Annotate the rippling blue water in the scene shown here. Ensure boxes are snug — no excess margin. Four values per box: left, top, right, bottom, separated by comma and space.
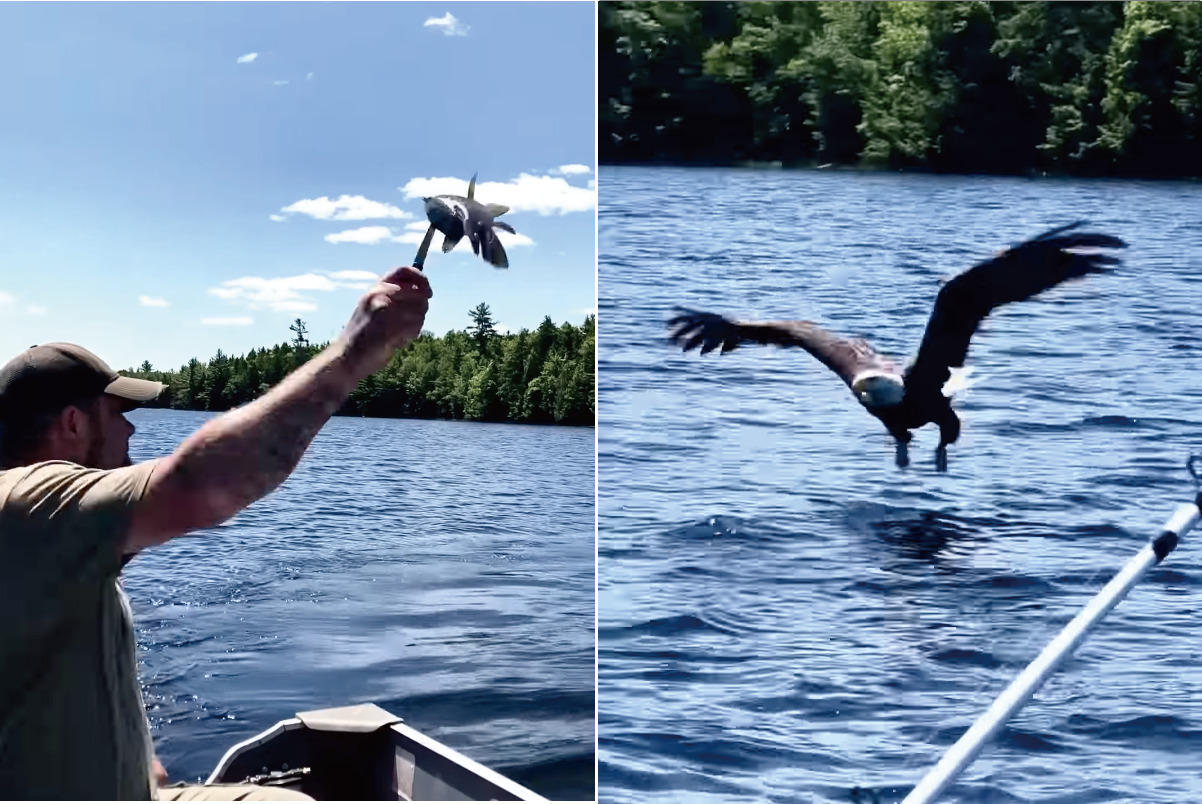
598, 166, 1202, 803
121, 410, 595, 801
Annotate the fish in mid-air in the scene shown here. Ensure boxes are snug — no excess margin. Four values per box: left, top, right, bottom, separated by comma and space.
667, 222, 1127, 471
422, 173, 516, 268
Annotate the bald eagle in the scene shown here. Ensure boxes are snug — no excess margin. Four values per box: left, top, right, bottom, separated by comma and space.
667, 222, 1127, 471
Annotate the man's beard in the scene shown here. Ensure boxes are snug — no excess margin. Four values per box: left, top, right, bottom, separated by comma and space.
82, 428, 130, 470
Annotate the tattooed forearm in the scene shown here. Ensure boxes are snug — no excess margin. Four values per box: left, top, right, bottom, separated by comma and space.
124, 265, 430, 554
160, 341, 362, 526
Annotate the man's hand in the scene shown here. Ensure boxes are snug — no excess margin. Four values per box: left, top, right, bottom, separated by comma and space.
340, 266, 433, 377
152, 757, 168, 787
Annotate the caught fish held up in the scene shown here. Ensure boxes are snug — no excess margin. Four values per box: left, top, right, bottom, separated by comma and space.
422, 173, 516, 268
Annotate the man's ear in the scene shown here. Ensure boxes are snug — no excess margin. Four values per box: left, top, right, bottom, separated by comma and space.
59, 403, 89, 441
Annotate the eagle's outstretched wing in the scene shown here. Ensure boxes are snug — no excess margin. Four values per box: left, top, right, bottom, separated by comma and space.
905, 221, 1126, 399
667, 307, 894, 388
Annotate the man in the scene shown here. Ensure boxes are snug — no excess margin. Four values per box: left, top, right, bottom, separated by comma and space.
0, 265, 432, 800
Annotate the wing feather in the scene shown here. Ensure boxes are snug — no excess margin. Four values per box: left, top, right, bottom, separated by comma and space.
667, 307, 892, 387
905, 222, 1126, 398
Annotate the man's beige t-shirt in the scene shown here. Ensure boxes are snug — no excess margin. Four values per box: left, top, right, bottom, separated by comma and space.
0, 459, 159, 800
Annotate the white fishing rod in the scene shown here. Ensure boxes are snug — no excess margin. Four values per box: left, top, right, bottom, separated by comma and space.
901, 455, 1202, 804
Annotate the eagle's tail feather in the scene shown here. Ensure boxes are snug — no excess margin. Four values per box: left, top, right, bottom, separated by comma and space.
942, 366, 982, 398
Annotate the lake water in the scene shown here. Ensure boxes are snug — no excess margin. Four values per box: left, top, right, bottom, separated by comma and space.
121, 409, 595, 801
598, 166, 1202, 803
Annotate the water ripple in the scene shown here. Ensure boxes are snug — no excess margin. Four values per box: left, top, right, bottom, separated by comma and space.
599, 166, 1202, 804
124, 412, 594, 801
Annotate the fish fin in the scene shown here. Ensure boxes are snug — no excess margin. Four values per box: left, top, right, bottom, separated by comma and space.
488, 236, 509, 269
493, 221, 516, 235
442, 233, 462, 253
467, 172, 477, 200
487, 203, 509, 217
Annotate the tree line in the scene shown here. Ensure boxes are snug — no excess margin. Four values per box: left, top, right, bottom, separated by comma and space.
123, 304, 595, 427
600, 1, 1202, 178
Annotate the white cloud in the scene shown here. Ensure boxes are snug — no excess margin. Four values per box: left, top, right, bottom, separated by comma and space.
324, 226, 395, 245
208, 270, 380, 312
424, 12, 469, 36
322, 269, 372, 292
393, 224, 536, 251
269, 214, 286, 222
400, 173, 594, 216
324, 272, 373, 291
274, 80, 290, 86
201, 316, 255, 326
554, 164, 592, 176
139, 295, 170, 308
236, 53, 259, 64
327, 220, 536, 253
277, 194, 411, 222
388, 227, 432, 246
327, 270, 378, 283
578, 307, 596, 315
1, 292, 47, 314
498, 231, 537, 249
210, 274, 331, 312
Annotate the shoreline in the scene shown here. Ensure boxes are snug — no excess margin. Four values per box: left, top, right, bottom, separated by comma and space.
597, 158, 1202, 183
134, 406, 595, 429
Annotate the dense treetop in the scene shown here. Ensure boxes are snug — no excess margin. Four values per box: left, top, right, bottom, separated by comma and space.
124, 305, 595, 427
601, 1, 1202, 178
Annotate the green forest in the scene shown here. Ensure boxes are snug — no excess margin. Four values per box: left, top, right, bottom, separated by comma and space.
122, 304, 595, 427
600, 0, 1202, 178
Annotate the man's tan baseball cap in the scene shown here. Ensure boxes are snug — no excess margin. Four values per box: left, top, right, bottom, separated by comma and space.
0, 342, 166, 418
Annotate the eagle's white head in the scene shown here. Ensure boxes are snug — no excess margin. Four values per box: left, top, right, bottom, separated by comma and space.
851, 370, 906, 409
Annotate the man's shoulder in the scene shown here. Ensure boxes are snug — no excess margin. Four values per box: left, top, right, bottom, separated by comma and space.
0, 460, 88, 495
0, 460, 158, 515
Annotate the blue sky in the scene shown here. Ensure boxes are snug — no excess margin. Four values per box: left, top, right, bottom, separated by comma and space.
0, 2, 596, 373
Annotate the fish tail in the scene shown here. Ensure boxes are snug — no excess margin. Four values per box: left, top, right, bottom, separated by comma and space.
488, 236, 509, 269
